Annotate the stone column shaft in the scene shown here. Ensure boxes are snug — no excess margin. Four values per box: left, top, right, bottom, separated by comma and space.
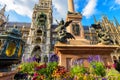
68, 0, 75, 12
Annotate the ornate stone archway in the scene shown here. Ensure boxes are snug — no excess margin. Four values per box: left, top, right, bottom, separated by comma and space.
31, 45, 41, 61
35, 37, 41, 43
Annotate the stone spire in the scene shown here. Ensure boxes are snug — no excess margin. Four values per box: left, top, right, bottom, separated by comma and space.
68, 0, 75, 12
0, 5, 6, 16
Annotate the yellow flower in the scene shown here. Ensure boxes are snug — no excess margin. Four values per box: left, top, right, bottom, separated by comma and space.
17, 65, 22, 71
83, 75, 87, 80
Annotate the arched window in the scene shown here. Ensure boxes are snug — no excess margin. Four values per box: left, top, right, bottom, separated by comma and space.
72, 23, 80, 36
32, 46, 41, 52
36, 29, 42, 36
35, 37, 41, 43
32, 45, 41, 63
113, 56, 117, 63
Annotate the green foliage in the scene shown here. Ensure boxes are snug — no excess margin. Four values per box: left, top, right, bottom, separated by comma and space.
46, 62, 58, 79
70, 65, 87, 77
106, 68, 120, 77
37, 62, 58, 79
18, 61, 120, 80
90, 61, 106, 77
46, 62, 58, 73
19, 62, 38, 75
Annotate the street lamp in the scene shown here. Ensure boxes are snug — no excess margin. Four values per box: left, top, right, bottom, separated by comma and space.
0, 27, 25, 72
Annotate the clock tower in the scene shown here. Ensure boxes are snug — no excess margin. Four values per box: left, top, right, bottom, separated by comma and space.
25, 0, 52, 62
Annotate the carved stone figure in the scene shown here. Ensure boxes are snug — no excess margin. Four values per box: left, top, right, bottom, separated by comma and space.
55, 19, 75, 43
91, 23, 114, 45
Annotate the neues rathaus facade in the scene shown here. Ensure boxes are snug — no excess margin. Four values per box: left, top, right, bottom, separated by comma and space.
0, 0, 120, 60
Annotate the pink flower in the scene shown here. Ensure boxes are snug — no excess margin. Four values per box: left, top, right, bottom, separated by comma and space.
33, 72, 39, 77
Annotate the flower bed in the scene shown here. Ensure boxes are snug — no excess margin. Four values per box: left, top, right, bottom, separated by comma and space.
14, 55, 120, 80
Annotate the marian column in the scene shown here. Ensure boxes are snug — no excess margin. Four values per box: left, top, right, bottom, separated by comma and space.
68, 0, 74, 12
66, 0, 90, 45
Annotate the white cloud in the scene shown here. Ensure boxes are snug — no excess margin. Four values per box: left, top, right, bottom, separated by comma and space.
0, 0, 38, 18
0, 0, 68, 24
115, 0, 120, 4
52, 0, 67, 24
82, 0, 97, 18
109, 0, 120, 11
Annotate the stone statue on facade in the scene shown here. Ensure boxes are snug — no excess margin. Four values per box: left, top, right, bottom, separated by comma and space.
91, 23, 114, 45
55, 19, 75, 43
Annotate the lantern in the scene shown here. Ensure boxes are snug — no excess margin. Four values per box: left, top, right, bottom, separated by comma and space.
0, 27, 25, 71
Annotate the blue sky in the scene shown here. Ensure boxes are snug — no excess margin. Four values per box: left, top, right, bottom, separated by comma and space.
0, 0, 120, 26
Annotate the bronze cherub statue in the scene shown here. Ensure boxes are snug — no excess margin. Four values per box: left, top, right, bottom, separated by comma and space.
91, 23, 114, 45
55, 19, 75, 43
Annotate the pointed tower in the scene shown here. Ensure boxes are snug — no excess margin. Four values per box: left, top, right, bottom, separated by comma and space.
0, 5, 7, 26
0, 5, 6, 16
114, 16, 120, 27
26, 0, 52, 61
66, 0, 89, 45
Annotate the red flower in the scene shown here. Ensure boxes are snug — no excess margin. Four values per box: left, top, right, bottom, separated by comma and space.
35, 64, 47, 71
32, 77, 37, 80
